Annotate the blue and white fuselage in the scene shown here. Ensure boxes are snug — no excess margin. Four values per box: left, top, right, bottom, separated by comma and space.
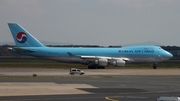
8, 23, 173, 69
14, 46, 172, 63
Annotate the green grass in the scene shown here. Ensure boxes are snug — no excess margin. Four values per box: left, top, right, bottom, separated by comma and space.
0, 58, 88, 68
0, 58, 180, 69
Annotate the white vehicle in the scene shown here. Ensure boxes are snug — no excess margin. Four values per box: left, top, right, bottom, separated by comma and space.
157, 96, 180, 101
69, 68, 85, 75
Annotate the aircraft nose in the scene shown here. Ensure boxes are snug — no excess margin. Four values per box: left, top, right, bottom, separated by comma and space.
165, 51, 173, 58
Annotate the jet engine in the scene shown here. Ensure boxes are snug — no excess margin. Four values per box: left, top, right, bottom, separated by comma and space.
112, 60, 125, 66
95, 59, 108, 66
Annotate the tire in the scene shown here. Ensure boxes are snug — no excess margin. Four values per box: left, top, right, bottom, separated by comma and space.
88, 65, 97, 69
97, 66, 105, 69
153, 63, 157, 69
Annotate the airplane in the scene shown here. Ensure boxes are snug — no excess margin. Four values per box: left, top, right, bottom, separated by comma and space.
7, 23, 173, 69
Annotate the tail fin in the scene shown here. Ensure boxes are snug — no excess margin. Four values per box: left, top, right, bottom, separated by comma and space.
8, 23, 44, 47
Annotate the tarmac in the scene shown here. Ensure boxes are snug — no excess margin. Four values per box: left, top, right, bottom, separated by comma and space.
0, 68, 180, 101
1, 68, 180, 76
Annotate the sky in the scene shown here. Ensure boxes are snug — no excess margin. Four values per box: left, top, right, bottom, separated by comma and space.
0, 0, 180, 46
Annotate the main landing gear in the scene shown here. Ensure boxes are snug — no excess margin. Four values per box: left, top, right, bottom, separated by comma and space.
88, 65, 105, 69
153, 63, 157, 69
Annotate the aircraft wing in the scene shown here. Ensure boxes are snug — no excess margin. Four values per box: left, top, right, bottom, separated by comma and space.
66, 52, 129, 61
80, 56, 130, 61
79, 55, 133, 67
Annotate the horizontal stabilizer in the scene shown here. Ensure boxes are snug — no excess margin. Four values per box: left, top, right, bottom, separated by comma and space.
7, 47, 13, 50
13, 47, 37, 52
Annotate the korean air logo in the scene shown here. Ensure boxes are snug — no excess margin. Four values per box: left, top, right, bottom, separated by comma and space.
16, 32, 28, 43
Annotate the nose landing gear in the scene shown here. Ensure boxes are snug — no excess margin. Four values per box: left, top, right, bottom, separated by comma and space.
153, 63, 157, 69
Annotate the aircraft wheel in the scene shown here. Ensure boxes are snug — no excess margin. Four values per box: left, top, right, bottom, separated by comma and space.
88, 65, 105, 69
97, 66, 101, 69
97, 66, 105, 69
101, 66, 105, 69
153, 63, 157, 69
88, 65, 97, 69
88, 66, 92, 69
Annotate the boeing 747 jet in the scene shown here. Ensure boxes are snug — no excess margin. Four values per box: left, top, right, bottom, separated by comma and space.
7, 23, 173, 69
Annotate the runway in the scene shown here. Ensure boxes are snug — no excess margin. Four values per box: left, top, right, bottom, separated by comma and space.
0, 68, 180, 101
1, 68, 180, 76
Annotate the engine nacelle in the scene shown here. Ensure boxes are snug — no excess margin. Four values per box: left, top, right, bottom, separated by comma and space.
95, 59, 108, 66
112, 60, 125, 66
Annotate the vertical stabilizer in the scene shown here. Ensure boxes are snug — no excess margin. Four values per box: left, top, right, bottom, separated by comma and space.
8, 23, 44, 47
